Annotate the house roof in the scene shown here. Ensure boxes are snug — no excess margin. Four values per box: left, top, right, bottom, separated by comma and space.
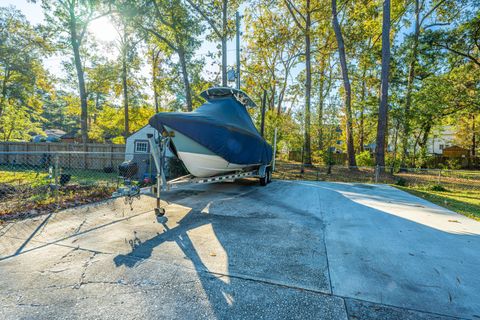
44, 129, 66, 137
127, 124, 149, 137
60, 130, 80, 139
443, 145, 468, 151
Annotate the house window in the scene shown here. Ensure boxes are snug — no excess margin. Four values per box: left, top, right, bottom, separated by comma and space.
439, 144, 444, 150
134, 141, 149, 153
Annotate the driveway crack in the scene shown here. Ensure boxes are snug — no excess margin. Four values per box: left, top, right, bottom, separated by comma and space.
317, 189, 334, 295
73, 252, 98, 289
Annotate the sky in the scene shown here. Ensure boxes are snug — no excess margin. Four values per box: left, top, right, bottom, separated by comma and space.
2, 0, 241, 85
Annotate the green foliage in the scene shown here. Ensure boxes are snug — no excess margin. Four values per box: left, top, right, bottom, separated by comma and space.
356, 151, 374, 167
446, 159, 462, 170
0, 101, 43, 141
398, 186, 480, 221
428, 184, 449, 192
395, 177, 407, 186
0, 6, 51, 140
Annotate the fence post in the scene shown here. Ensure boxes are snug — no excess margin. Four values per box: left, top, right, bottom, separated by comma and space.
54, 154, 60, 209
437, 169, 441, 184
375, 164, 380, 183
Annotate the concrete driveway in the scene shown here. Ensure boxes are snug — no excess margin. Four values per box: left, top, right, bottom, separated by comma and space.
0, 180, 479, 319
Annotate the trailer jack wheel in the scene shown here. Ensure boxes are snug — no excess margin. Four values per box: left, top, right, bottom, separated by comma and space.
155, 207, 165, 217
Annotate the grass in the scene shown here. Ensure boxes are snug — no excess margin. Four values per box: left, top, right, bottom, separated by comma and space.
0, 165, 117, 187
0, 164, 119, 219
396, 186, 480, 221
63, 168, 118, 185
0, 168, 50, 187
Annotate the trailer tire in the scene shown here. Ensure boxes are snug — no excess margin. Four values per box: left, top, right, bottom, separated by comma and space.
260, 167, 271, 186
155, 207, 165, 217
267, 167, 272, 183
259, 175, 267, 186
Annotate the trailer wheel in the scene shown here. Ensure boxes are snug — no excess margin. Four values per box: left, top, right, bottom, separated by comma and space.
260, 167, 271, 186
259, 175, 267, 186
267, 167, 272, 183
155, 207, 165, 217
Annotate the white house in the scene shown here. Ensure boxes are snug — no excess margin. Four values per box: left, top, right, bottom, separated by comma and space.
427, 125, 455, 155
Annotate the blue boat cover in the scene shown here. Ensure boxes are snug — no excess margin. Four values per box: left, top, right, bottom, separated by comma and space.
149, 97, 273, 165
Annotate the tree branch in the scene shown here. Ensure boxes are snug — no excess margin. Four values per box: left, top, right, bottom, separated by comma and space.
150, 0, 175, 30
141, 26, 178, 52
419, 0, 447, 27
283, 0, 305, 30
435, 43, 480, 66
424, 22, 450, 30
184, 0, 222, 38
78, 8, 112, 45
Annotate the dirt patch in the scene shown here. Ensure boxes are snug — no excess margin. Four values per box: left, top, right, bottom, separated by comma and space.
0, 183, 18, 200
0, 184, 115, 221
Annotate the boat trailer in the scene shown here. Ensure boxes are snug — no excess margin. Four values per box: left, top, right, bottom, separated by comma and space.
115, 131, 275, 217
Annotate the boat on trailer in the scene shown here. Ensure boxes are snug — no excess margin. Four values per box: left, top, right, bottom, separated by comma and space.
114, 87, 275, 217
149, 87, 273, 178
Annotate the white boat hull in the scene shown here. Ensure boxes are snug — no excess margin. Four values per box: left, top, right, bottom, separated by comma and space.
177, 151, 256, 178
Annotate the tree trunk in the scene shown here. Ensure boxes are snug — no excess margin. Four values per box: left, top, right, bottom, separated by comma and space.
152, 49, 160, 113
178, 47, 193, 111
277, 86, 285, 115
401, 0, 420, 167
332, 0, 356, 167
359, 67, 367, 152
221, 0, 228, 87
359, 108, 365, 152
304, 0, 312, 164
418, 123, 431, 167
260, 89, 267, 137
277, 65, 290, 115
122, 50, 129, 138
472, 114, 476, 157
270, 79, 276, 110
419, 123, 431, 149
69, 8, 89, 146
318, 57, 326, 150
375, 0, 391, 171
0, 66, 9, 117
391, 119, 400, 173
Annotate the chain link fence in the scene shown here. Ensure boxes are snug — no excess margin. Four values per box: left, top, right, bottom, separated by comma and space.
0, 151, 143, 220
272, 161, 480, 191
1, 152, 479, 221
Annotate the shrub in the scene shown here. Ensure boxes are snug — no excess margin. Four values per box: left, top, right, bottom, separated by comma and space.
385, 153, 402, 172
428, 184, 449, 192
356, 151, 374, 167
312, 150, 326, 165
395, 178, 407, 186
446, 158, 462, 170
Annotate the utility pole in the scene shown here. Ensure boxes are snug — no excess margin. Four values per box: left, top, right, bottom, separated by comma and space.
236, 11, 241, 90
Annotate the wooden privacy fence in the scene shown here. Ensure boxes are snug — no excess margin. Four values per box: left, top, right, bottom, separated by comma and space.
0, 142, 126, 170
